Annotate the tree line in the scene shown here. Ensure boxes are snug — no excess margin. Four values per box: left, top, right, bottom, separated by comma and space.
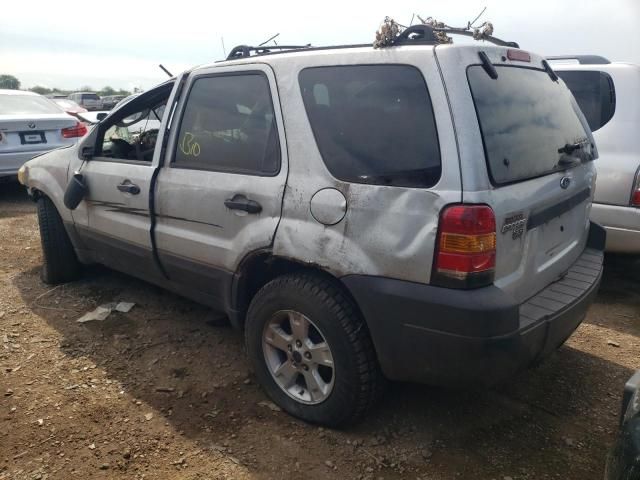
0, 74, 134, 97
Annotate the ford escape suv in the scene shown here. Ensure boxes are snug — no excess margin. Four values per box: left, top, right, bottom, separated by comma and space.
19, 25, 605, 426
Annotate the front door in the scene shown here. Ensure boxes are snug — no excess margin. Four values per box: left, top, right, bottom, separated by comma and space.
154, 64, 288, 309
70, 82, 176, 282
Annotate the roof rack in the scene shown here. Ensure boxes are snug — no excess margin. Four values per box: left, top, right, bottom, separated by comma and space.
226, 44, 311, 60
546, 55, 611, 65
393, 24, 519, 48
224, 24, 520, 62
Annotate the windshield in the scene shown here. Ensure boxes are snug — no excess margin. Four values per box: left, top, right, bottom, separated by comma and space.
0, 94, 63, 115
467, 66, 594, 186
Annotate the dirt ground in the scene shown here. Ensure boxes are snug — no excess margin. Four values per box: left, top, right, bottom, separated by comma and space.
1, 182, 639, 480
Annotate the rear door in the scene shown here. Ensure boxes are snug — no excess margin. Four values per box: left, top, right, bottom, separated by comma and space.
435, 46, 597, 303
154, 64, 287, 308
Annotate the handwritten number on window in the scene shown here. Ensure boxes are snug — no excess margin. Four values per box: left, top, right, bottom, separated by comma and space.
179, 132, 201, 157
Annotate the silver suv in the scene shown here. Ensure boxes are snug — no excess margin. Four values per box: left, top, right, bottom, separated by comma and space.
550, 56, 640, 253
19, 27, 605, 426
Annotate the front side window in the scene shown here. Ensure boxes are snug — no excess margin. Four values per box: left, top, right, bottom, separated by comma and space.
467, 66, 594, 186
97, 86, 171, 162
556, 70, 615, 132
299, 65, 441, 188
173, 73, 280, 175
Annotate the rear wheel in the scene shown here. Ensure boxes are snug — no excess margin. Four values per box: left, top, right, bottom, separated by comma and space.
245, 273, 383, 427
36, 196, 80, 284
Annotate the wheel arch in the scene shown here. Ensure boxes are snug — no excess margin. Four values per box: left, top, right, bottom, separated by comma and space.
229, 251, 365, 331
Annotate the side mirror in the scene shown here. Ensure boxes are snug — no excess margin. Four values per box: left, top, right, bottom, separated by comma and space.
63, 173, 87, 210
96, 112, 108, 121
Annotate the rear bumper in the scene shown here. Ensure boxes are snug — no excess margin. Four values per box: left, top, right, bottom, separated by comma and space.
342, 222, 606, 387
0, 151, 41, 177
590, 202, 640, 253
0, 144, 75, 177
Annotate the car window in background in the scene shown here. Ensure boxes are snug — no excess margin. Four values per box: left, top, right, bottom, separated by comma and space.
0, 94, 63, 115
467, 66, 594, 186
556, 71, 616, 132
81, 93, 100, 101
173, 73, 280, 175
299, 65, 441, 188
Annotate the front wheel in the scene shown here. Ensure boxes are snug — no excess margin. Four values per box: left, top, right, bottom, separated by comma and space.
36, 196, 81, 284
245, 273, 383, 427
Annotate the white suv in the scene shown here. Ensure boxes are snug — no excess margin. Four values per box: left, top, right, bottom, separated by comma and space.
551, 56, 640, 253
19, 26, 605, 426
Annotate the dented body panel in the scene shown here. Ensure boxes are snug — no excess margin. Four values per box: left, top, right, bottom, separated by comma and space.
268, 47, 461, 282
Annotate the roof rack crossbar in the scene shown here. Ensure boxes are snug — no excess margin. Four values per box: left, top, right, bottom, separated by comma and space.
393, 24, 519, 48
546, 55, 610, 65
227, 44, 311, 60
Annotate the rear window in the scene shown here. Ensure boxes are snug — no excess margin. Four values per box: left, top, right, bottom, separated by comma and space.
0, 94, 62, 115
82, 94, 100, 100
299, 65, 441, 188
555, 71, 615, 132
467, 66, 594, 186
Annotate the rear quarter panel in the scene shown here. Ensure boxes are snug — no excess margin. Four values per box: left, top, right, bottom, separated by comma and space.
268, 47, 461, 283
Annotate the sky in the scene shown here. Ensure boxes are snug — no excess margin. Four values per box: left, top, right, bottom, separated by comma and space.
1, 0, 638, 91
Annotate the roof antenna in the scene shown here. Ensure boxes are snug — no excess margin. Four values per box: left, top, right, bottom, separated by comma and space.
221, 36, 227, 57
259, 33, 280, 47
158, 64, 173, 77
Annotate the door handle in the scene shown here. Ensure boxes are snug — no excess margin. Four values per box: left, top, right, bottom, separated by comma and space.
117, 181, 140, 195
224, 195, 262, 214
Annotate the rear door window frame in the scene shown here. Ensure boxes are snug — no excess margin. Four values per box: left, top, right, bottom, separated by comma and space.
169, 70, 282, 177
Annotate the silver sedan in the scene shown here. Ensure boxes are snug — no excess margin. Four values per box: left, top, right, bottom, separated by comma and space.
0, 90, 86, 178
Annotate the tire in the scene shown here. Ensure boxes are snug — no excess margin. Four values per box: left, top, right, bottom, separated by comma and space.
36, 196, 81, 284
245, 272, 383, 427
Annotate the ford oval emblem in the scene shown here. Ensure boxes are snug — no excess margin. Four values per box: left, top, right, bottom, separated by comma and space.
28, 122, 36, 129
560, 177, 571, 189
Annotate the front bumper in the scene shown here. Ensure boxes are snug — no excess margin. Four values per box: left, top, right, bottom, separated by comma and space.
342, 222, 606, 387
590, 202, 640, 253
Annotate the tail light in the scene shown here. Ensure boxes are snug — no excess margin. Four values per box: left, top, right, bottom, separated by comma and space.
61, 122, 87, 138
432, 204, 496, 289
631, 167, 640, 207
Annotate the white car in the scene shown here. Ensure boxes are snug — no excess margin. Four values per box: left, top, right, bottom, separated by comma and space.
0, 90, 86, 178
551, 56, 640, 253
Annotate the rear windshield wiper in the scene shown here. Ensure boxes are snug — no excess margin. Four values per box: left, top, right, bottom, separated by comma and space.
557, 142, 585, 155
556, 139, 592, 167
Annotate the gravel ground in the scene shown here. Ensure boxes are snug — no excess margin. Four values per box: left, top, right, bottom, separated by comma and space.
1, 182, 639, 480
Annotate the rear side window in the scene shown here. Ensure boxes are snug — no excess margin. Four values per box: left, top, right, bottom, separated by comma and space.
81, 94, 100, 100
555, 71, 616, 132
173, 73, 280, 175
299, 65, 441, 188
467, 66, 594, 186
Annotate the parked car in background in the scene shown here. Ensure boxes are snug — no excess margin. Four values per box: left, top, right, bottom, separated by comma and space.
50, 98, 88, 120
551, 56, 640, 253
19, 30, 605, 426
68, 92, 101, 111
605, 370, 640, 479
0, 89, 86, 178
47, 93, 69, 99
100, 95, 125, 110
